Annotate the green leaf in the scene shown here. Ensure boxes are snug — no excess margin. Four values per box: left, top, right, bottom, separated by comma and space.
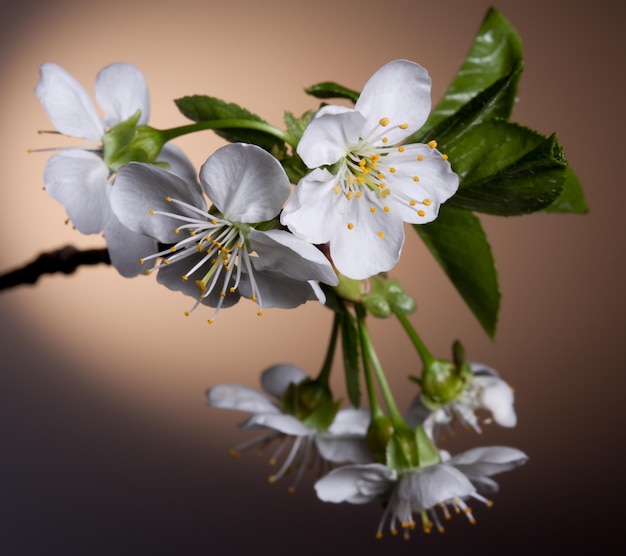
445, 121, 566, 215
422, 7, 523, 135
304, 81, 359, 103
174, 95, 286, 155
341, 311, 361, 407
284, 110, 314, 145
543, 167, 589, 213
415, 206, 500, 338
409, 63, 523, 146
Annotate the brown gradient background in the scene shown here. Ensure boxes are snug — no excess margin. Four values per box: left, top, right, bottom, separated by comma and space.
1, 0, 623, 553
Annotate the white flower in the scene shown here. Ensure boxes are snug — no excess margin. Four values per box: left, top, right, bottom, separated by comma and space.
111, 143, 338, 320
280, 59, 459, 279
315, 445, 528, 539
35, 62, 196, 277
406, 363, 517, 437
207, 364, 372, 491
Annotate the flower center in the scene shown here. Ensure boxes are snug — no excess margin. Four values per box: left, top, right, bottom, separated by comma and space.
139, 195, 264, 322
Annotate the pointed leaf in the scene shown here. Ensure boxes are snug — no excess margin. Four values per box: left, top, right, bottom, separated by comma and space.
422, 7, 523, 135
543, 167, 589, 213
304, 81, 359, 103
175, 95, 286, 154
415, 206, 500, 338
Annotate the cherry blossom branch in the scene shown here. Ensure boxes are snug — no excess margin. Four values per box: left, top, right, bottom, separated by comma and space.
0, 246, 110, 292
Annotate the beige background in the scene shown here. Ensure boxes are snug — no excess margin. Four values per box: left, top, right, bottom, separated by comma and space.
1, 0, 623, 553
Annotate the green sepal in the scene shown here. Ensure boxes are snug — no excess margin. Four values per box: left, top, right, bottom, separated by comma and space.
280, 378, 335, 426
334, 274, 364, 303
386, 425, 420, 474
414, 426, 440, 468
301, 398, 341, 432
419, 7, 523, 137
415, 206, 500, 338
102, 110, 167, 172
174, 95, 286, 155
284, 109, 315, 146
447, 121, 566, 215
420, 359, 468, 407
543, 167, 589, 213
340, 310, 361, 408
304, 81, 359, 103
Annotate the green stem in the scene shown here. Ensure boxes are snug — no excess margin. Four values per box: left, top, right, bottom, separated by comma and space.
356, 306, 404, 428
352, 309, 382, 418
316, 312, 341, 387
395, 310, 435, 368
159, 119, 296, 149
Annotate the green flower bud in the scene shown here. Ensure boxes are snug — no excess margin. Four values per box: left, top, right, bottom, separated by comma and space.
333, 273, 364, 303
419, 341, 473, 407
280, 379, 338, 431
362, 293, 391, 318
102, 110, 167, 172
366, 414, 395, 463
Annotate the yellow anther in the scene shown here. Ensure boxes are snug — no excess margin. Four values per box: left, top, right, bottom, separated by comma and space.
174, 228, 180, 234
207, 319, 214, 324
381, 189, 390, 199
182, 275, 189, 281
190, 231, 196, 236
389, 167, 396, 173
169, 246, 177, 252
383, 206, 390, 212
257, 311, 263, 317
195, 280, 206, 292
237, 242, 243, 249
377, 173, 385, 179
184, 311, 190, 317
139, 258, 145, 264
486, 500, 494, 508
400, 123, 409, 129
410, 200, 416, 206
423, 198, 432, 206
379, 117, 390, 126
356, 176, 365, 183
428, 140, 437, 149
346, 192, 354, 200
417, 155, 424, 161
163, 258, 169, 265
398, 146, 405, 153
228, 449, 241, 458
334, 185, 341, 194
144, 269, 151, 276
359, 158, 367, 167
413, 176, 420, 182
229, 287, 236, 293
220, 291, 226, 297
347, 222, 354, 230
418, 210, 425, 216
356, 191, 362, 198
149, 210, 155, 216
442, 153, 448, 160
382, 136, 389, 143
287, 486, 295, 494
211, 219, 217, 225
377, 231, 384, 239
370, 207, 377, 213
165, 195, 172, 202
251, 295, 257, 301
380, 182, 386, 189
375, 532, 383, 540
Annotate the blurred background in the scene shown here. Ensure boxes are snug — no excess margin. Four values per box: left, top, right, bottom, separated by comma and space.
1, 0, 623, 553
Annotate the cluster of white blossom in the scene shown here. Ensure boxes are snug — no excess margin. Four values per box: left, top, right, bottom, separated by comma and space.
35, 59, 527, 540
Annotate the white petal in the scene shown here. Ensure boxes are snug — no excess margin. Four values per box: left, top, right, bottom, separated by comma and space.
206, 384, 279, 414
316, 436, 373, 464
280, 168, 342, 245
95, 62, 150, 127
157, 143, 198, 184
241, 412, 312, 436
399, 464, 475, 510
35, 63, 104, 141
199, 143, 290, 222
260, 364, 308, 399
248, 228, 338, 285
43, 150, 111, 234
475, 376, 517, 427
239, 268, 321, 308
314, 464, 396, 504
327, 408, 370, 436
103, 214, 158, 277
297, 106, 365, 168
330, 193, 405, 279
111, 162, 206, 244
449, 446, 529, 478
355, 59, 431, 145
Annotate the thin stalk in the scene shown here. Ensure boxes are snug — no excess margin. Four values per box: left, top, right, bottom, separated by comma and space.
394, 310, 434, 368
315, 312, 341, 387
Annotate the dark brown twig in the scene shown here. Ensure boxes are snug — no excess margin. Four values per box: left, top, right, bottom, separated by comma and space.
0, 246, 111, 292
